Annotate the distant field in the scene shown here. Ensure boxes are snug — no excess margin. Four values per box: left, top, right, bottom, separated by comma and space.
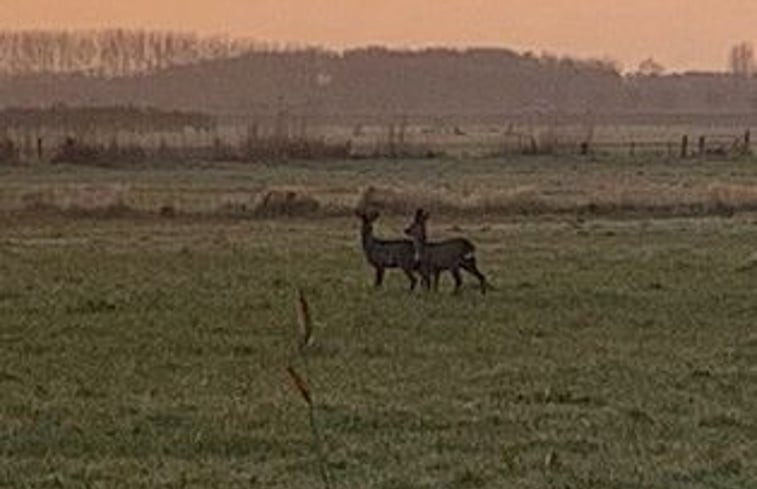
3, 119, 752, 165
4, 156, 757, 218
2, 157, 757, 487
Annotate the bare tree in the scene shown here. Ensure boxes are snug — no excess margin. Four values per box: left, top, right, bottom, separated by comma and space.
729, 42, 755, 77
637, 58, 665, 77
0, 29, 263, 77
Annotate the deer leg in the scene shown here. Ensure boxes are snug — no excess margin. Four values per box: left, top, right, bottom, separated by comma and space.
374, 267, 385, 287
423, 273, 432, 292
432, 270, 441, 291
404, 268, 418, 291
451, 266, 463, 294
420, 267, 432, 291
461, 256, 488, 294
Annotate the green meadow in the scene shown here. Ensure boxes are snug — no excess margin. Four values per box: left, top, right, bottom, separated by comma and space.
2, 157, 757, 488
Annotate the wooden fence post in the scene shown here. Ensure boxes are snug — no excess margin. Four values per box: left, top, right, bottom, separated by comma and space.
681, 135, 688, 159
744, 129, 751, 156
699, 136, 706, 157
387, 122, 396, 158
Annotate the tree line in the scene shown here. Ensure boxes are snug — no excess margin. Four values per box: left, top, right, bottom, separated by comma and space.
0, 29, 273, 77
1, 31, 757, 121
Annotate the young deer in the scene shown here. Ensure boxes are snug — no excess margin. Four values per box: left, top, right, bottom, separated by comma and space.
356, 209, 418, 290
404, 209, 489, 294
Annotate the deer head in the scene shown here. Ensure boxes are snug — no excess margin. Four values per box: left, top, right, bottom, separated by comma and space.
355, 208, 380, 223
404, 208, 429, 242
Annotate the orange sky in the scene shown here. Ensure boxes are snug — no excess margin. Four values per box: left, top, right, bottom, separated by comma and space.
2, 0, 755, 72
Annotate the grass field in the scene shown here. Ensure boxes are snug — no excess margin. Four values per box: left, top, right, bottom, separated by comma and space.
4, 156, 757, 218
2, 157, 757, 488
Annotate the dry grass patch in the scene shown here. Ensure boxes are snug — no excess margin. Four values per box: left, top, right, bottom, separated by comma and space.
705, 182, 757, 211
355, 185, 452, 215
12, 180, 757, 221
252, 188, 321, 218
7, 159, 757, 222
355, 184, 555, 216
19, 184, 134, 217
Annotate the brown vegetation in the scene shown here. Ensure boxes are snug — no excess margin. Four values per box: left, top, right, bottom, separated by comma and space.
51, 137, 148, 167
0, 105, 214, 132
0, 137, 17, 163
252, 189, 321, 217
0, 30, 263, 77
356, 184, 555, 216
12, 179, 757, 221
19, 184, 134, 217
39, 133, 352, 167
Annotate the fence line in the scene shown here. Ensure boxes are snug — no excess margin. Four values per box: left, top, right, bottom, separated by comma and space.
0, 123, 754, 165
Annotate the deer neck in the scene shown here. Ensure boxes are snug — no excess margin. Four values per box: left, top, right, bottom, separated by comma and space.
360, 224, 375, 253
411, 233, 427, 262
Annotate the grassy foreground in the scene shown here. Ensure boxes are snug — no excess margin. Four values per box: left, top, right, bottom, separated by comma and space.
2, 207, 757, 488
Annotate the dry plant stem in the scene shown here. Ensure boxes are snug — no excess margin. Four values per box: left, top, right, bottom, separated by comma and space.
299, 344, 333, 489
297, 288, 314, 351
285, 365, 332, 489
307, 399, 333, 489
289, 289, 333, 489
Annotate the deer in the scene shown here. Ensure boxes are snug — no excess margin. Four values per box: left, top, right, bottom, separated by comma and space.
356, 209, 418, 290
404, 208, 489, 294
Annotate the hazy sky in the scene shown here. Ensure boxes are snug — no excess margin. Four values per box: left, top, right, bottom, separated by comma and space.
2, 0, 755, 72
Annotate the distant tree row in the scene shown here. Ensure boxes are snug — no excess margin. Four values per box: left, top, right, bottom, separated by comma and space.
0, 29, 276, 77
3, 41, 757, 120
730, 42, 755, 77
